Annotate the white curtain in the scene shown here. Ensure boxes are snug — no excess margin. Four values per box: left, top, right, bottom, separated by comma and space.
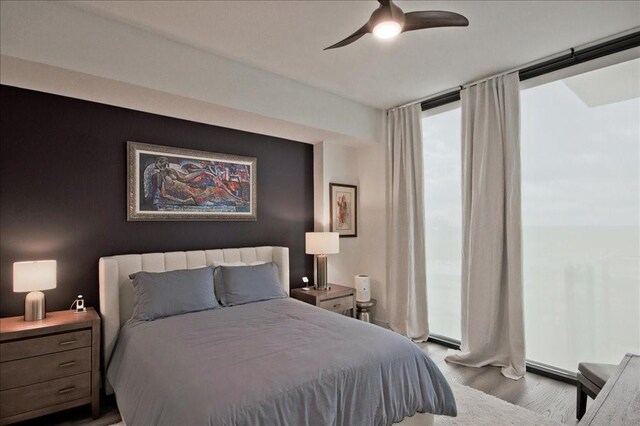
386, 104, 429, 341
445, 73, 526, 379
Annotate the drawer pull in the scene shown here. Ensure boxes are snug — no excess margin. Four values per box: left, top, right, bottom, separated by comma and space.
58, 339, 77, 346
333, 303, 341, 308
58, 361, 77, 368
58, 386, 76, 394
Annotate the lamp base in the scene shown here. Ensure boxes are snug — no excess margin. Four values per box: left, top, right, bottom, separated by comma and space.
316, 255, 329, 290
24, 291, 46, 321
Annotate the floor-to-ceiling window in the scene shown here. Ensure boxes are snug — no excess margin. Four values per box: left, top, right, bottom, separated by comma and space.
423, 56, 640, 371
520, 58, 640, 371
423, 104, 462, 341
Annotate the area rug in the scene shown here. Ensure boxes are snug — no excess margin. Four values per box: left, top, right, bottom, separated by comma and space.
434, 382, 561, 425
110, 382, 561, 426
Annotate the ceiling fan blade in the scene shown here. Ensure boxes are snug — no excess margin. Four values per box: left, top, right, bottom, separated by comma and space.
402, 11, 469, 33
324, 24, 370, 50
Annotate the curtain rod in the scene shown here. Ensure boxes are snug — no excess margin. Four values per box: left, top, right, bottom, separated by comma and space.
393, 50, 569, 110
391, 27, 640, 110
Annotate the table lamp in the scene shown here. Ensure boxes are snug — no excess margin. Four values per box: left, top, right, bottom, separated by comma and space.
13, 260, 57, 321
305, 232, 339, 290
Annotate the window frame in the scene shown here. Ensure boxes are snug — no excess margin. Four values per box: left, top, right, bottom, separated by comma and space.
421, 31, 640, 113
420, 31, 640, 383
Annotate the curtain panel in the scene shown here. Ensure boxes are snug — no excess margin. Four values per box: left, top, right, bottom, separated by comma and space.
445, 73, 526, 379
385, 104, 429, 341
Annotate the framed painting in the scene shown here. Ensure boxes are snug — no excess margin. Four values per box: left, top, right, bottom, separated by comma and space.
127, 141, 257, 221
330, 183, 357, 238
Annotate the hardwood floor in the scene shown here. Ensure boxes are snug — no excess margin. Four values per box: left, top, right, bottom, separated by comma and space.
418, 341, 583, 425
13, 341, 586, 425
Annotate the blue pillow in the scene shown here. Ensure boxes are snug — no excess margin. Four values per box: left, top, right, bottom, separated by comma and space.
130, 267, 219, 321
216, 263, 286, 306
212, 261, 266, 304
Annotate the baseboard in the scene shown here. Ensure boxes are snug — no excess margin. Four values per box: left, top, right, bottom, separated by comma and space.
372, 318, 390, 328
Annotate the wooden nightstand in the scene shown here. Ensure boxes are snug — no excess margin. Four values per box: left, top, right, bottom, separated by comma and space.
291, 284, 357, 318
0, 308, 100, 425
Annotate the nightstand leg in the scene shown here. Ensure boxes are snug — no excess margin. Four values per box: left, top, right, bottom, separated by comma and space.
92, 399, 100, 419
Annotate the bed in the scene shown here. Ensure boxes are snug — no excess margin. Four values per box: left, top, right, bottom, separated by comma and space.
99, 246, 456, 426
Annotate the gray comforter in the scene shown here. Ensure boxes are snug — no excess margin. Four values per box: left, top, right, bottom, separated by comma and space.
107, 298, 456, 426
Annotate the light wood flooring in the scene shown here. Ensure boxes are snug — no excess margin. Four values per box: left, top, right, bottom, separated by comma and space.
418, 341, 582, 425
14, 341, 587, 425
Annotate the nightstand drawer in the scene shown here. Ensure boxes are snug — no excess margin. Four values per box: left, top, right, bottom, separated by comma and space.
0, 330, 91, 362
0, 372, 91, 419
291, 284, 356, 318
320, 295, 354, 314
0, 309, 100, 424
0, 347, 91, 391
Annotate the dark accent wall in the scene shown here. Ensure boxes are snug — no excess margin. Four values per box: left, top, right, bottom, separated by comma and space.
0, 85, 314, 317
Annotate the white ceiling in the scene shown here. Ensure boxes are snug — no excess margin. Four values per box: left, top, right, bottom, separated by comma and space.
63, 1, 640, 109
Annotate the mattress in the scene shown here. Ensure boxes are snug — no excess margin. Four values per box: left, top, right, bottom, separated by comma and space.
107, 297, 456, 425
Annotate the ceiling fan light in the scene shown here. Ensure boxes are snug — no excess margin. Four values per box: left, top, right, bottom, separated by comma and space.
372, 21, 402, 39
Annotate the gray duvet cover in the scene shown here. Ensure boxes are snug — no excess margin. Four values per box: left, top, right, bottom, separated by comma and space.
107, 298, 456, 426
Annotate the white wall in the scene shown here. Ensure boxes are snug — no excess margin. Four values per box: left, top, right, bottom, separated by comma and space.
313, 142, 361, 287
0, 0, 381, 146
356, 143, 388, 325
0, 56, 358, 147
313, 140, 389, 325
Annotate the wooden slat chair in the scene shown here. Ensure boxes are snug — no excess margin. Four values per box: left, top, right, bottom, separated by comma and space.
576, 362, 618, 420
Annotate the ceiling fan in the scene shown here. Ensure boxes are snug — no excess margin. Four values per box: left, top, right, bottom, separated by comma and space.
324, 0, 469, 50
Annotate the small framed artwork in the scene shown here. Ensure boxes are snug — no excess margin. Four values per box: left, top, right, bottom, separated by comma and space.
128, 141, 257, 221
330, 183, 357, 238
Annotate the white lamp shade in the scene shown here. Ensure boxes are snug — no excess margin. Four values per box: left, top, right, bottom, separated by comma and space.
305, 232, 339, 255
13, 260, 57, 292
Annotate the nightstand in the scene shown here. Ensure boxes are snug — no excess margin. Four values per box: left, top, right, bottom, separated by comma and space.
291, 284, 357, 318
0, 308, 100, 425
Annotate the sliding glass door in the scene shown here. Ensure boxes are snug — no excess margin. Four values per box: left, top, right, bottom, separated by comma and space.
423, 57, 640, 372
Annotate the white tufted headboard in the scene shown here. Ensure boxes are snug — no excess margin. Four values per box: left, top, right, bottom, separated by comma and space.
98, 246, 289, 374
